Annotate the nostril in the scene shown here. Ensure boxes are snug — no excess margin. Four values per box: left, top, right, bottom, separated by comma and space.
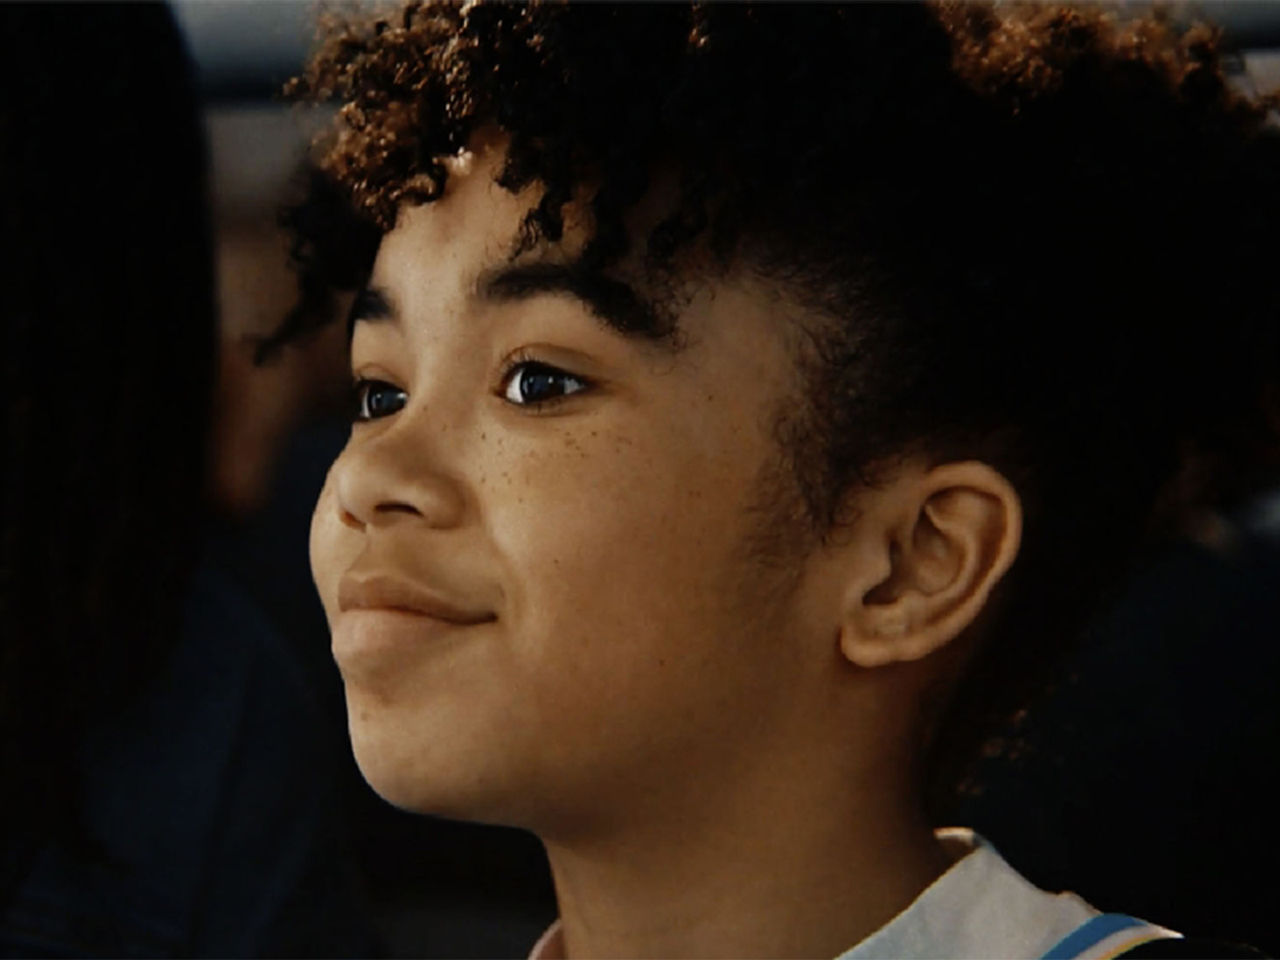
375, 501, 423, 517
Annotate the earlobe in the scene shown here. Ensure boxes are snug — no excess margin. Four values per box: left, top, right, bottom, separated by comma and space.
838, 462, 1022, 669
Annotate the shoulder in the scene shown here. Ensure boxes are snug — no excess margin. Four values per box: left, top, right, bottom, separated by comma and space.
843, 830, 1098, 959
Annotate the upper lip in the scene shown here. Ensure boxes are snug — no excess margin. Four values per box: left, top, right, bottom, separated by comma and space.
338, 573, 495, 625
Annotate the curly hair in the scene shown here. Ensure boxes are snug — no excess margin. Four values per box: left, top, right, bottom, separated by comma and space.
279, 1, 1280, 809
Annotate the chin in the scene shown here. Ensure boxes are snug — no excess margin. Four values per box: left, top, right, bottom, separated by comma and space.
354, 761, 460, 817
346, 693, 456, 814
343, 686, 537, 826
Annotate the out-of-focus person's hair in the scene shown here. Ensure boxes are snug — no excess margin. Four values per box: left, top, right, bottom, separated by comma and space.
0, 1, 215, 873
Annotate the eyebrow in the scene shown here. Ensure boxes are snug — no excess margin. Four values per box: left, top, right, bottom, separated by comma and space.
346, 286, 393, 339
477, 261, 668, 342
346, 261, 674, 346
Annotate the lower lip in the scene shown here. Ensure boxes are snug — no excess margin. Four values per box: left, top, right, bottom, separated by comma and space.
333, 609, 489, 671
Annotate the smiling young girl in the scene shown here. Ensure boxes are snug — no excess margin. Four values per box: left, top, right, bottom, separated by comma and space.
284, 4, 1279, 957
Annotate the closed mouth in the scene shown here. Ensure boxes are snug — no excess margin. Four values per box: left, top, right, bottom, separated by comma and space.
337, 574, 496, 625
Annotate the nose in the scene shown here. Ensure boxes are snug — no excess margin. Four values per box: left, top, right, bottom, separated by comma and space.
331, 416, 468, 531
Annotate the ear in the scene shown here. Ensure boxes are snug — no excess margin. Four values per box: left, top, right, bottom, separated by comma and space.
839, 461, 1022, 669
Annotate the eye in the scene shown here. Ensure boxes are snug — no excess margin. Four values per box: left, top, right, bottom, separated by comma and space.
352, 378, 408, 422
501, 360, 589, 407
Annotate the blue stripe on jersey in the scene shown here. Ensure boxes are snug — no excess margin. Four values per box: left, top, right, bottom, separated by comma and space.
1041, 914, 1147, 960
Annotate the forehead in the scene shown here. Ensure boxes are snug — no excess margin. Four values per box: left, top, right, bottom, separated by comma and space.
366, 144, 681, 345
363, 139, 813, 384
373, 148, 542, 295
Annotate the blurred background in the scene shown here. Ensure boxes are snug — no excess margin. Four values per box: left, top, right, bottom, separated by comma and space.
156, 0, 1280, 954
1, 1, 1277, 957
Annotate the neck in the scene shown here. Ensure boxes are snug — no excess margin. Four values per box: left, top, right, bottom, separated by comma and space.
540, 749, 951, 960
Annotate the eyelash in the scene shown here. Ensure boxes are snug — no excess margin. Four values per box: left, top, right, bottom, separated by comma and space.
498, 350, 592, 411
351, 378, 407, 423
349, 353, 592, 423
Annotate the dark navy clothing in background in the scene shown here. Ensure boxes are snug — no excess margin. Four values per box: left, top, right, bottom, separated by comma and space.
956, 489, 1280, 957
0, 550, 381, 957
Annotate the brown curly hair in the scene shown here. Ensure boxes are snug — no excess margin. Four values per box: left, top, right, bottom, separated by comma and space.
278, 0, 1280, 809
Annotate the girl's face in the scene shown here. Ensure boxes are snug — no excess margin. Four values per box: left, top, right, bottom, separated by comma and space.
310, 146, 836, 838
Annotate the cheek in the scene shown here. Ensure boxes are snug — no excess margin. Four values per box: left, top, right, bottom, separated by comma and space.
309, 468, 345, 622
487, 425, 769, 666
475, 426, 805, 798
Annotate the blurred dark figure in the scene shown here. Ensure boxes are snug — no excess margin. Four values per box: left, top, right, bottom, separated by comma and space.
0, 5, 380, 955
957, 417, 1280, 954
